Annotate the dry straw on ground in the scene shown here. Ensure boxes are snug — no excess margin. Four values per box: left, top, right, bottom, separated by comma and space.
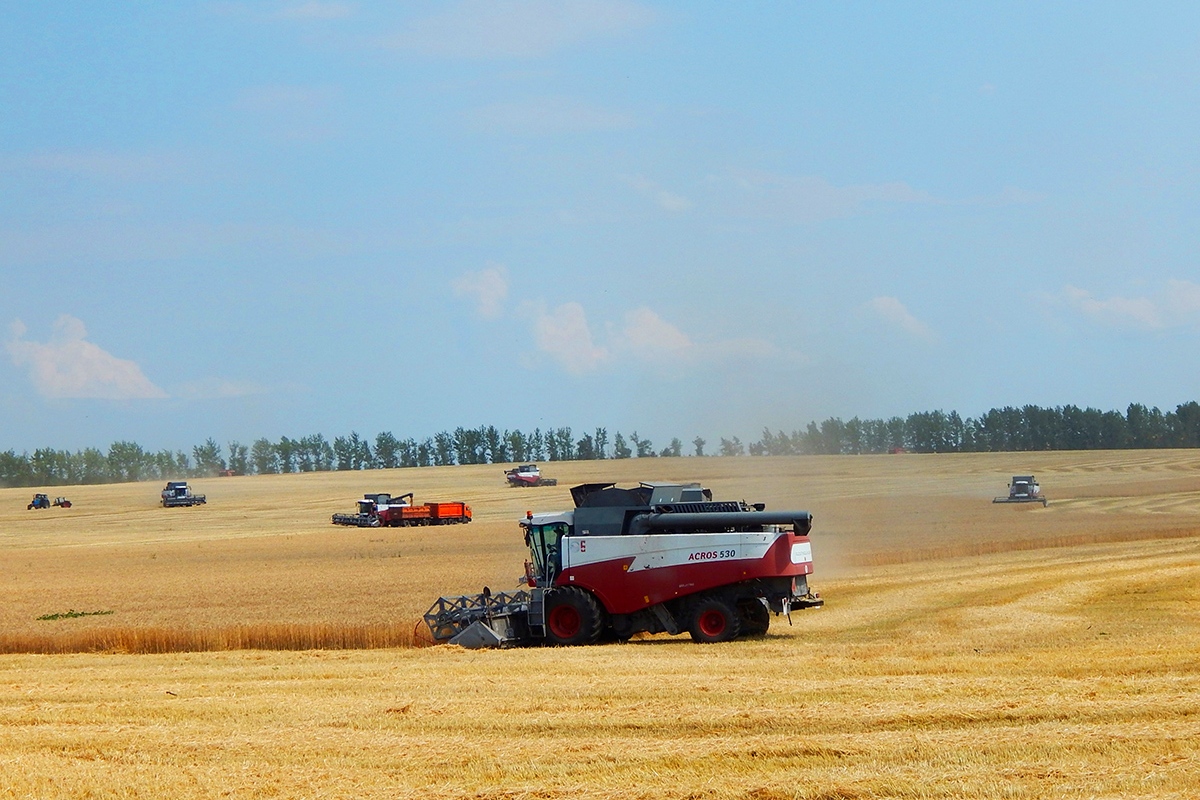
1, 452, 1199, 798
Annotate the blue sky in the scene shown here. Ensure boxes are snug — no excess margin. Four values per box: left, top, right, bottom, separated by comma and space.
3, 1, 1199, 453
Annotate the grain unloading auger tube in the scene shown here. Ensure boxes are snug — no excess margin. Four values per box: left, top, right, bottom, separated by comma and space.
423, 481, 822, 648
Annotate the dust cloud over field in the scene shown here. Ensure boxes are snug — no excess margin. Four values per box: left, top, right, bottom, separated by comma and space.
2, 452, 1199, 798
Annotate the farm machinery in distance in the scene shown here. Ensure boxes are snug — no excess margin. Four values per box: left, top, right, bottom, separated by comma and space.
423, 480, 822, 648
161, 481, 206, 507
332, 492, 472, 527
993, 475, 1048, 507
505, 464, 558, 487
27, 494, 72, 510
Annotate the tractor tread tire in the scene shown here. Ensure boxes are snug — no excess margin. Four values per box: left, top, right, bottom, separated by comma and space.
737, 598, 771, 637
688, 595, 742, 643
544, 586, 605, 646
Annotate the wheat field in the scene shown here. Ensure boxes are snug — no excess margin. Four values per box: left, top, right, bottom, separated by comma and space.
1, 452, 1198, 798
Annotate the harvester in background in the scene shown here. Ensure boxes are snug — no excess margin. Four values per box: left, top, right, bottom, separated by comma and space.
331, 492, 472, 527
161, 481, 206, 507
505, 464, 558, 487
332, 493, 407, 527
994, 475, 1048, 507
423, 481, 821, 648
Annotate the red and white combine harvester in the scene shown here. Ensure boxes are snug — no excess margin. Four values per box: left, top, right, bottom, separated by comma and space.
504, 464, 558, 487
424, 481, 822, 647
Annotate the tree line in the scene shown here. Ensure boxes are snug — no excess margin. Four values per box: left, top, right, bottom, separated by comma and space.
4, 401, 1200, 488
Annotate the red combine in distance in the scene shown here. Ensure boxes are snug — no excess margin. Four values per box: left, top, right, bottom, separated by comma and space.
504, 464, 558, 487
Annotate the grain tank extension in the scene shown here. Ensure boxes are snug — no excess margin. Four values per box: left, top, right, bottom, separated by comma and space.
424, 481, 822, 647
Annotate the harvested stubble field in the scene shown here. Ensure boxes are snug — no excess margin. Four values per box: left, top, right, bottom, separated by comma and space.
1, 452, 1199, 799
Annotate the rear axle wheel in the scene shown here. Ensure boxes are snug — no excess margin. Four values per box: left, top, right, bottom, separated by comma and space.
688, 596, 742, 643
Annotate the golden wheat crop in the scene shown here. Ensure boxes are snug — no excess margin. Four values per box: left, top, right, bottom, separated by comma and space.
1, 452, 1199, 798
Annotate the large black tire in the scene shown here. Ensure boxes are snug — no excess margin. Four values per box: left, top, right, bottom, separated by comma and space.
737, 598, 771, 637
544, 586, 604, 646
687, 595, 742, 643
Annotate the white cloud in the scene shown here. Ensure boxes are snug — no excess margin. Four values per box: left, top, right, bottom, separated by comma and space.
622, 175, 692, 213
533, 302, 610, 374
727, 169, 936, 223
1059, 281, 1200, 330
526, 302, 782, 375
470, 97, 633, 135
866, 296, 936, 342
173, 378, 269, 400
1165, 279, 1200, 318
1062, 285, 1162, 329
453, 263, 510, 319
6, 316, 168, 400
386, 0, 654, 59
614, 307, 693, 355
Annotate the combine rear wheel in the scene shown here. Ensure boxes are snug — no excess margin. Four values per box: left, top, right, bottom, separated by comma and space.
737, 598, 770, 637
688, 596, 742, 643
544, 587, 604, 646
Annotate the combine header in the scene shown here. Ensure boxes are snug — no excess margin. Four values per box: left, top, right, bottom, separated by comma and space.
423, 481, 821, 648
505, 464, 558, 487
332, 493, 472, 527
993, 475, 1048, 507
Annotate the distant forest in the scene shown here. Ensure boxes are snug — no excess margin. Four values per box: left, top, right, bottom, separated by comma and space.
4, 401, 1200, 489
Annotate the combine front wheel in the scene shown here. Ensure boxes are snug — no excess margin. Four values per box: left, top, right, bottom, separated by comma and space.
544, 587, 604, 646
688, 596, 742, 643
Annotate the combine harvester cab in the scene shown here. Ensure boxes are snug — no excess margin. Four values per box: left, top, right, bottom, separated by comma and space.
993, 475, 1048, 507
424, 481, 821, 648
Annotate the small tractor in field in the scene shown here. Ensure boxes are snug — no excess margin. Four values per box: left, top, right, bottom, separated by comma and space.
505, 464, 558, 487
994, 475, 1048, 507
161, 481, 206, 507
27, 494, 72, 509
332, 492, 472, 527
423, 481, 821, 648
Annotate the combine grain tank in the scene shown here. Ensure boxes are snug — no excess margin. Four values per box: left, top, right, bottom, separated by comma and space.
424, 481, 821, 648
